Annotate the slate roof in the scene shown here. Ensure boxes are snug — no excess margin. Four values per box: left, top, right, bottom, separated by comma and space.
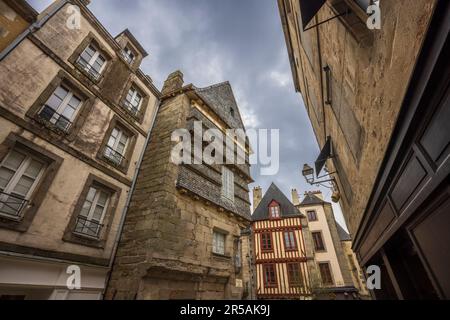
252, 183, 303, 221
195, 82, 246, 130
300, 193, 329, 206
336, 223, 351, 241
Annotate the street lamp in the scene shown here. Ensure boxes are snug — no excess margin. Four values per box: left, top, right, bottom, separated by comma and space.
302, 164, 315, 184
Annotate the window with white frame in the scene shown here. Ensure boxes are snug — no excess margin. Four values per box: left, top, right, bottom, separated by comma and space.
122, 46, 136, 64
0, 149, 46, 219
38, 85, 82, 132
222, 166, 234, 201
104, 127, 129, 166
124, 86, 143, 115
77, 44, 107, 80
74, 186, 110, 238
213, 231, 226, 255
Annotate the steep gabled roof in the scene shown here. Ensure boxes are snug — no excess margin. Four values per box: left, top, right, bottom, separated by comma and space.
336, 223, 351, 241
252, 183, 303, 221
195, 81, 246, 130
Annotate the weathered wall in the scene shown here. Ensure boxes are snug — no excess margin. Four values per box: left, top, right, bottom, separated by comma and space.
281, 0, 436, 235
0, 0, 158, 271
341, 240, 370, 298
107, 92, 251, 300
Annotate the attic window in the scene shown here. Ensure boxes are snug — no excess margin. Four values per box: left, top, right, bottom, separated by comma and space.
230, 107, 235, 117
269, 201, 281, 219
122, 46, 135, 64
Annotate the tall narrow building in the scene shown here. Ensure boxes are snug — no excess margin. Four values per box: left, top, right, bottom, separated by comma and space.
294, 190, 358, 299
0, 0, 159, 299
252, 183, 312, 300
106, 71, 254, 300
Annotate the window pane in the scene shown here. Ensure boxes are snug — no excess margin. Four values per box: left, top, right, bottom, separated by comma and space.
12, 176, 34, 197
97, 191, 109, 206
0, 168, 14, 190
81, 45, 96, 62
92, 205, 105, 222
24, 159, 44, 179
4, 150, 26, 171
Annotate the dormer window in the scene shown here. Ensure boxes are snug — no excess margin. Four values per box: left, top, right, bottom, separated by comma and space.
77, 44, 107, 80
269, 201, 281, 219
122, 46, 135, 64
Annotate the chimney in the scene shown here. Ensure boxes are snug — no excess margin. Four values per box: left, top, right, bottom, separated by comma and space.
162, 70, 184, 95
291, 189, 300, 206
311, 190, 324, 200
253, 186, 263, 211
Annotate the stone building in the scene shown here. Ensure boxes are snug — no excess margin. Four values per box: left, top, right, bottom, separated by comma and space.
252, 184, 312, 300
292, 190, 357, 299
0, 0, 37, 52
279, 0, 450, 298
106, 71, 254, 300
0, 0, 159, 299
337, 224, 370, 299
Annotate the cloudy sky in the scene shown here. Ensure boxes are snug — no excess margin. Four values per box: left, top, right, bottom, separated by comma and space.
27, 0, 347, 230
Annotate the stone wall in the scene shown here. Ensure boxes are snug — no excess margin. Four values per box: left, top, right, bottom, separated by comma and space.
106, 91, 252, 300
280, 0, 436, 235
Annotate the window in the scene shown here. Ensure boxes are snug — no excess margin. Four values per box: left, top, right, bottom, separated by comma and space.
261, 232, 273, 252
312, 232, 325, 251
104, 128, 129, 166
123, 86, 143, 115
77, 44, 107, 80
284, 231, 297, 251
0, 149, 46, 220
307, 210, 318, 221
269, 201, 281, 219
319, 262, 334, 286
213, 231, 226, 255
287, 263, 303, 287
122, 46, 135, 64
37, 85, 82, 133
263, 264, 277, 288
74, 186, 110, 238
222, 167, 234, 201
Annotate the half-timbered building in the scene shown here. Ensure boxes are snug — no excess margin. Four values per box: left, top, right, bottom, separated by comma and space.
252, 183, 312, 299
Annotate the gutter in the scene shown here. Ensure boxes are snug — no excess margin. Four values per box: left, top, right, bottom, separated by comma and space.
0, 0, 69, 61
102, 97, 161, 299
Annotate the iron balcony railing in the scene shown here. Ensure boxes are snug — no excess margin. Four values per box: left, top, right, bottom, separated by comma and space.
103, 146, 125, 166
37, 105, 73, 133
122, 100, 140, 116
76, 56, 102, 80
74, 215, 103, 238
0, 191, 28, 220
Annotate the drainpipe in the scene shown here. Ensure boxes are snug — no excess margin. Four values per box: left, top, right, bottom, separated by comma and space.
0, 0, 70, 61
102, 97, 161, 299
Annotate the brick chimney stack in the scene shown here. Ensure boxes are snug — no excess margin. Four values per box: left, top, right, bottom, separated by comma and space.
291, 189, 300, 206
253, 186, 263, 212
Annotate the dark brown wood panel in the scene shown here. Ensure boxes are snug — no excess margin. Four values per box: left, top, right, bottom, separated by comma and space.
420, 90, 450, 166
391, 156, 428, 211
359, 201, 395, 259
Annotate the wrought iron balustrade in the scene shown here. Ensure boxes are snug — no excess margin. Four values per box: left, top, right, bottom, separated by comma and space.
37, 105, 73, 133
0, 191, 28, 220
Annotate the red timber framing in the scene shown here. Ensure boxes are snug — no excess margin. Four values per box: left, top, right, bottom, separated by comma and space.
253, 217, 311, 299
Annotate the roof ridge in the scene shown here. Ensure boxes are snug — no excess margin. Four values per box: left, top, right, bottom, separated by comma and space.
196, 81, 231, 91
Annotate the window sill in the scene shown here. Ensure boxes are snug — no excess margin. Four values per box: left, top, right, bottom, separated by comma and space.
212, 252, 232, 260
63, 232, 105, 249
